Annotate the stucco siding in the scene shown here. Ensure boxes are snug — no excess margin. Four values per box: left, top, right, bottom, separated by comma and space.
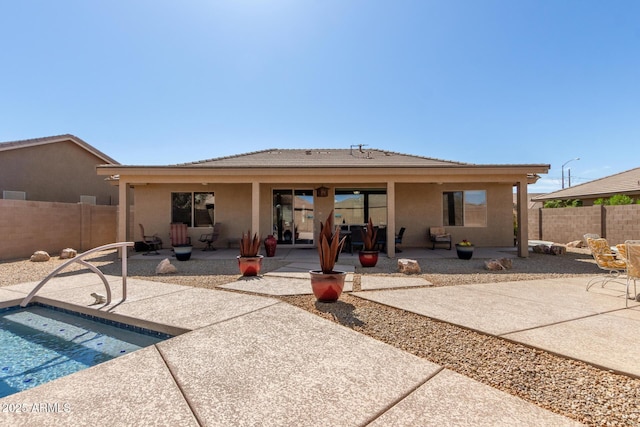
395, 183, 514, 247
0, 140, 118, 205
133, 183, 252, 248
131, 181, 517, 250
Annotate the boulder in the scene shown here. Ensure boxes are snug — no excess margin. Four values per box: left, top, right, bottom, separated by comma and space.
397, 258, 421, 274
532, 244, 548, 254
485, 258, 513, 271
566, 240, 584, 248
533, 244, 566, 255
30, 251, 50, 262
156, 258, 178, 274
60, 248, 78, 259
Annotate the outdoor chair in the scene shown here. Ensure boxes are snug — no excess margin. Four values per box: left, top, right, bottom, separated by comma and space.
198, 222, 221, 251
428, 226, 452, 250
350, 225, 364, 253
170, 223, 191, 247
585, 237, 627, 292
395, 227, 406, 253
624, 240, 640, 307
139, 224, 162, 255
582, 233, 600, 247
375, 227, 387, 252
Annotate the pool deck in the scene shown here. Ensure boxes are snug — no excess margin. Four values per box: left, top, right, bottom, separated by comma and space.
1, 251, 638, 426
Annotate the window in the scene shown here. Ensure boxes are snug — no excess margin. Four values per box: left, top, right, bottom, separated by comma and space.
171, 192, 215, 227
443, 190, 486, 227
334, 189, 387, 225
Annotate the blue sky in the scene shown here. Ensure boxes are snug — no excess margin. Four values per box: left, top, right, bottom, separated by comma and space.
1, 1, 638, 193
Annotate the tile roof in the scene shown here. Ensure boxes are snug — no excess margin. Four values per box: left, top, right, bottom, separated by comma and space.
0, 134, 119, 165
178, 148, 472, 168
532, 167, 640, 200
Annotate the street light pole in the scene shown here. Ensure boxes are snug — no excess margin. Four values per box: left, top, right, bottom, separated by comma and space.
562, 157, 580, 189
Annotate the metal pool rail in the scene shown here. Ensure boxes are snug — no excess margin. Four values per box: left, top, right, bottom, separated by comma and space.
20, 242, 134, 308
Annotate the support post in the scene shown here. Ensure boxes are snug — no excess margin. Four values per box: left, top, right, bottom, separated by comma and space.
516, 180, 529, 258
252, 182, 260, 237
386, 181, 396, 258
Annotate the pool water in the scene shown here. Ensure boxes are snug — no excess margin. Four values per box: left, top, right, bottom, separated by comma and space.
0, 304, 171, 398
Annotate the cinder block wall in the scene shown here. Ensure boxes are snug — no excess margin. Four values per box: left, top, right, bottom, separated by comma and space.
605, 205, 640, 244
528, 204, 640, 245
0, 200, 117, 260
527, 208, 540, 240
540, 206, 602, 243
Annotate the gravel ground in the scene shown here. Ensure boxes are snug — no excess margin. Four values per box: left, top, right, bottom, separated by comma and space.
1, 248, 639, 426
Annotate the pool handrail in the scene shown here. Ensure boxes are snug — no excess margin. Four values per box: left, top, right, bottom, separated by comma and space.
20, 242, 134, 308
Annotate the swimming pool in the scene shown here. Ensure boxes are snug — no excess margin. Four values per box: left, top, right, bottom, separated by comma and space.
0, 304, 172, 398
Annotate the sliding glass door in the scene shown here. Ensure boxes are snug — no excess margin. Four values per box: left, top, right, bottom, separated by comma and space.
273, 189, 314, 246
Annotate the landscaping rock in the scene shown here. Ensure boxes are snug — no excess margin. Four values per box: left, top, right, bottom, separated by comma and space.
485, 258, 513, 271
566, 240, 584, 248
533, 244, 566, 255
397, 258, 421, 274
155, 258, 177, 274
30, 251, 50, 262
60, 248, 78, 259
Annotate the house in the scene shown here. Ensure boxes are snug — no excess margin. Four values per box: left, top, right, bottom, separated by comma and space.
96, 147, 549, 257
532, 167, 640, 206
0, 134, 119, 205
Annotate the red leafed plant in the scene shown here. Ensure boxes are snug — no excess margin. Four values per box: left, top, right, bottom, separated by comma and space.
361, 217, 379, 251
317, 210, 346, 273
239, 231, 261, 257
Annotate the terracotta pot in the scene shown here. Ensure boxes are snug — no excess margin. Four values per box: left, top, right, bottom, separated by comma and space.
264, 235, 277, 257
237, 255, 263, 276
455, 244, 474, 260
358, 250, 379, 267
309, 270, 347, 302
173, 245, 192, 261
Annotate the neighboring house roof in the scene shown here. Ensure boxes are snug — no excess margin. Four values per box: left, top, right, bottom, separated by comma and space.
532, 167, 640, 201
0, 134, 119, 165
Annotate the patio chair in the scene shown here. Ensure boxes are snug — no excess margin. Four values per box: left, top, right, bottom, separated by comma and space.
428, 226, 452, 250
198, 222, 221, 251
350, 225, 364, 253
139, 224, 162, 255
624, 240, 640, 307
170, 223, 191, 247
395, 227, 406, 253
582, 233, 600, 247
585, 237, 626, 292
375, 227, 387, 252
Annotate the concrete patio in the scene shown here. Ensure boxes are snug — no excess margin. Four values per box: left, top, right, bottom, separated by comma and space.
2, 249, 636, 425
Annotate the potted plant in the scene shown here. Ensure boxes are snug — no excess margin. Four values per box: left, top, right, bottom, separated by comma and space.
358, 217, 379, 267
455, 239, 474, 260
237, 230, 263, 276
173, 244, 192, 261
309, 210, 347, 302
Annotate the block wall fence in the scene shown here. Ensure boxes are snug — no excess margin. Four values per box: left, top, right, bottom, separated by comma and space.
528, 204, 640, 245
0, 200, 117, 261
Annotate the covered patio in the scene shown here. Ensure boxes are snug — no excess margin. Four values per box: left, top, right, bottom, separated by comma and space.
97, 148, 548, 258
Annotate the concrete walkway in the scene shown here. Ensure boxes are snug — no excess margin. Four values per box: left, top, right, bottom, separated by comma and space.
0, 268, 604, 426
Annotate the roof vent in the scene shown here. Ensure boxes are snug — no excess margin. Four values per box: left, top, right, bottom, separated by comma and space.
306, 150, 312, 155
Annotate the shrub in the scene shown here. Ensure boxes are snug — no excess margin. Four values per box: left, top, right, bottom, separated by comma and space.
543, 199, 582, 208
594, 194, 634, 205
